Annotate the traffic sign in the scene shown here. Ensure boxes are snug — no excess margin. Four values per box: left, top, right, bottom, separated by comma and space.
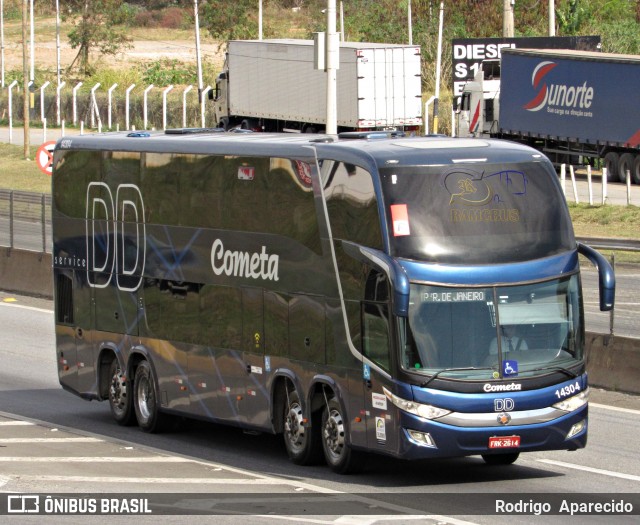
36, 141, 56, 176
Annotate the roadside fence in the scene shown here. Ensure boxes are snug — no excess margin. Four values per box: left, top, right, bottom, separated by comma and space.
560, 164, 638, 207
1, 82, 216, 137
0, 190, 51, 254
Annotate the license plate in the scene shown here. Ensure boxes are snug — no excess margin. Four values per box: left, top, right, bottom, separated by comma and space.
488, 436, 521, 449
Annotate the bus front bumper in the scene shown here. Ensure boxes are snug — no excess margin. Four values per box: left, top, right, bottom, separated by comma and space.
395, 406, 587, 460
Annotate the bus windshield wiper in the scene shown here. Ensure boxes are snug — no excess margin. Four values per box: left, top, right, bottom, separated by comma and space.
420, 367, 494, 388
524, 365, 579, 379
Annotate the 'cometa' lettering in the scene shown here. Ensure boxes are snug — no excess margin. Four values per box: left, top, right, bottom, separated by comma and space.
484, 383, 522, 392
211, 239, 279, 281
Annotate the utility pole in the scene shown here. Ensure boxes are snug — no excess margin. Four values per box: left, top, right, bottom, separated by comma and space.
503, 0, 515, 37
194, 0, 203, 109
1, 0, 5, 87
22, 0, 29, 158
432, 2, 443, 134
549, 0, 556, 36
325, 0, 338, 135
408, 0, 413, 45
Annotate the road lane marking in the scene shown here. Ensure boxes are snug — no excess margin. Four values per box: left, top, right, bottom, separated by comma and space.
0, 302, 53, 314
0, 475, 329, 484
590, 403, 640, 415
0, 421, 35, 426
0, 437, 102, 443
0, 456, 195, 462
537, 459, 640, 482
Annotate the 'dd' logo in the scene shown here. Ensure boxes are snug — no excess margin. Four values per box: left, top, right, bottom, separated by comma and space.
523, 61, 557, 112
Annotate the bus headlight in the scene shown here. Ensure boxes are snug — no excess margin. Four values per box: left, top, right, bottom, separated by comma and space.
383, 387, 451, 420
552, 388, 589, 413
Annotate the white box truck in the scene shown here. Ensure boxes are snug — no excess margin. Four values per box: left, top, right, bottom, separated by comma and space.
211, 39, 423, 133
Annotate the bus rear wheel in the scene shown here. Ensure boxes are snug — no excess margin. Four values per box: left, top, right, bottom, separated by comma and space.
321, 398, 363, 474
108, 359, 136, 426
481, 452, 520, 465
133, 360, 167, 433
283, 390, 322, 465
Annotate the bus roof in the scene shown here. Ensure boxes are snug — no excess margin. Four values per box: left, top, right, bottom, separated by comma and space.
54, 130, 546, 168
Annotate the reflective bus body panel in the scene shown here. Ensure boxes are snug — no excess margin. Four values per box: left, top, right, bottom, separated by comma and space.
51, 132, 610, 463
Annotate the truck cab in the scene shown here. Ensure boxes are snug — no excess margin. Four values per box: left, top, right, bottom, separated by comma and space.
456, 60, 501, 138
212, 67, 230, 130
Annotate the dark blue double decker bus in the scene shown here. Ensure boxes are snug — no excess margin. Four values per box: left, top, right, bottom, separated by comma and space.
52, 130, 614, 472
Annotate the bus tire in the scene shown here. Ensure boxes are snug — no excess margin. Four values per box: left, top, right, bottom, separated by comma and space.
283, 390, 322, 465
481, 452, 520, 465
618, 153, 635, 184
321, 398, 364, 474
108, 359, 136, 426
133, 360, 166, 433
603, 152, 619, 182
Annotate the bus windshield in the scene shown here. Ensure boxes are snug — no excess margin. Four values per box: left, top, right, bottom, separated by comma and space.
380, 161, 574, 264
402, 274, 584, 380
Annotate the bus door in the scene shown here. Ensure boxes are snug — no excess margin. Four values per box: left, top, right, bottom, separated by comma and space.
361, 275, 399, 454
240, 286, 268, 427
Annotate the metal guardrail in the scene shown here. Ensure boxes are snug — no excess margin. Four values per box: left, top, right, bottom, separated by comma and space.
0, 190, 52, 253
577, 237, 640, 252
0, 190, 638, 256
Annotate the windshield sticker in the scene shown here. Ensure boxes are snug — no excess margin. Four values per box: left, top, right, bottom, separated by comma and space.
238, 166, 255, 181
445, 168, 526, 223
390, 204, 411, 236
502, 360, 519, 377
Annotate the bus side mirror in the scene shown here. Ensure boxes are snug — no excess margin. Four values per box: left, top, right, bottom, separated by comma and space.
577, 242, 615, 311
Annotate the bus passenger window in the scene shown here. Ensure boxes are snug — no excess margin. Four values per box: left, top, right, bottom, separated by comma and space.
362, 302, 391, 372
323, 161, 383, 250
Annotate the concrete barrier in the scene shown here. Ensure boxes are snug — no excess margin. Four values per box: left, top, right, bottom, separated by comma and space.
0, 248, 52, 298
1, 248, 639, 395
586, 333, 640, 395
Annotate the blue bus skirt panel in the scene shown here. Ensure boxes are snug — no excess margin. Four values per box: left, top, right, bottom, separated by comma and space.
395, 405, 588, 460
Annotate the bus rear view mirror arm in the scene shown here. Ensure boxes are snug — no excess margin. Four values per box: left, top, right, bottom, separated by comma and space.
342, 242, 410, 317
577, 242, 616, 311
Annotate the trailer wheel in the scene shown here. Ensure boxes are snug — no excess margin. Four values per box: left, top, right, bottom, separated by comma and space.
108, 359, 136, 426
632, 154, 640, 185
603, 152, 620, 182
321, 398, 364, 474
482, 452, 520, 465
133, 360, 167, 433
283, 389, 322, 465
618, 153, 635, 184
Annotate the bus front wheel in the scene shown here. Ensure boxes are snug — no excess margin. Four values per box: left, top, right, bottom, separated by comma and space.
108, 359, 136, 426
283, 390, 322, 465
321, 398, 364, 474
481, 452, 520, 465
133, 360, 166, 433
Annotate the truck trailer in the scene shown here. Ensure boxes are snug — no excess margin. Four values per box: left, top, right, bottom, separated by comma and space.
456, 48, 640, 183
211, 39, 423, 133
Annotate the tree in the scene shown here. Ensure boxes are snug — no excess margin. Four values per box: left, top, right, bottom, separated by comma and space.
64, 0, 133, 76
200, 0, 258, 42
